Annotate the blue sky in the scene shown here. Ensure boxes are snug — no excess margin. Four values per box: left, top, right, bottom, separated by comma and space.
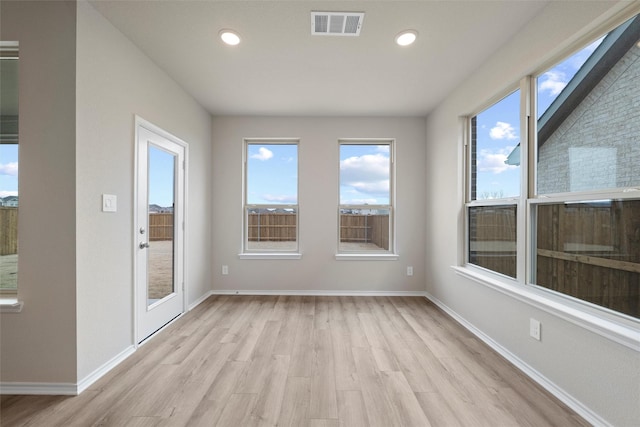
244, 142, 391, 206
474, 38, 603, 199
247, 144, 298, 205
148, 146, 175, 207
340, 144, 390, 205
0, 144, 18, 198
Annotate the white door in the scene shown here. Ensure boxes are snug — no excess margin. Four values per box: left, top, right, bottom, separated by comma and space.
135, 118, 186, 343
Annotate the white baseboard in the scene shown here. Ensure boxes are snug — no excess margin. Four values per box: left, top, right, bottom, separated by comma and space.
0, 382, 78, 396
188, 290, 214, 310
424, 292, 611, 427
211, 289, 428, 297
76, 345, 136, 395
1, 345, 137, 396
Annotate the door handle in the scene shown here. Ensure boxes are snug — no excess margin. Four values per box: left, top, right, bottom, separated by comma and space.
139, 242, 150, 249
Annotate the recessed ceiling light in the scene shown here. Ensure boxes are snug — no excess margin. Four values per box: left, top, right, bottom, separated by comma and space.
219, 29, 241, 46
395, 30, 418, 47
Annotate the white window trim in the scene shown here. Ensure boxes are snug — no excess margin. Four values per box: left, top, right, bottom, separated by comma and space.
464, 84, 522, 280
0, 298, 23, 313
241, 138, 300, 257
337, 139, 397, 258
1, 43, 19, 299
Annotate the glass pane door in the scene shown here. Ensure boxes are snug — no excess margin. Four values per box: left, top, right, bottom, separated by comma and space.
147, 145, 175, 306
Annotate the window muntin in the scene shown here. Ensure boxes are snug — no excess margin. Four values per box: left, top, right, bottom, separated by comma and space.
1, 42, 19, 294
464, 13, 640, 320
244, 140, 298, 252
339, 141, 393, 253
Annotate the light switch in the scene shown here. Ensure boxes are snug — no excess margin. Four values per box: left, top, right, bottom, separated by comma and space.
102, 194, 117, 212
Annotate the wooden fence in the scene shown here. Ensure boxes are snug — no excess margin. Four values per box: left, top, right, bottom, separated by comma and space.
149, 213, 174, 241
340, 214, 389, 250
468, 206, 517, 278
248, 212, 296, 242
536, 201, 640, 318
0, 207, 18, 255
470, 202, 640, 318
247, 212, 389, 249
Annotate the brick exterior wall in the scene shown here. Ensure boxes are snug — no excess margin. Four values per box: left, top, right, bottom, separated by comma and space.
537, 43, 640, 194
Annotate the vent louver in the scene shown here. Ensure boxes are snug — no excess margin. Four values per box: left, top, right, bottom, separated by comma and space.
311, 12, 364, 36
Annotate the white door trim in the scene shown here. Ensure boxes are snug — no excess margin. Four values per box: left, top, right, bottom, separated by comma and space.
133, 116, 189, 346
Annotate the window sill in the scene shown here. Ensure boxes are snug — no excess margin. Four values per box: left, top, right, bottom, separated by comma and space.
335, 253, 399, 261
0, 298, 24, 313
239, 253, 302, 260
452, 266, 640, 351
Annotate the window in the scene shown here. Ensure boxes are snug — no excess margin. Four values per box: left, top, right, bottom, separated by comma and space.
531, 13, 640, 318
466, 89, 520, 278
243, 139, 298, 253
465, 13, 640, 319
338, 140, 394, 254
0, 42, 19, 294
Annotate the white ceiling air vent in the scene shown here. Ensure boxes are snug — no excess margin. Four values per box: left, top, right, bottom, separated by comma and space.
311, 12, 364, 36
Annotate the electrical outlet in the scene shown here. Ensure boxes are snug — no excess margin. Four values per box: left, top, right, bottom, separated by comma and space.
407, 266, 413, 276
222, 265, 229, 275
530, 318, 541, 341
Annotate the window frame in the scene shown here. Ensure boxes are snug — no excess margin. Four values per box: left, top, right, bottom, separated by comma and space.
463, 10, 640, 324
240, 138, 301, 259
336, 138, 397, 260
0, 42, 19, 298
464, 82, 527, 280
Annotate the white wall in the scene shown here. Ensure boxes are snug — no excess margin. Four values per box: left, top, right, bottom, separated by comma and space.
211, 116, 426, 293
0, 1, 78, 385
75, 0, 213, 381
424, 2, 639, 426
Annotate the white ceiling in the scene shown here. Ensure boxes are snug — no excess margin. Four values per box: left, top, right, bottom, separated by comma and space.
89, 1, 550, 117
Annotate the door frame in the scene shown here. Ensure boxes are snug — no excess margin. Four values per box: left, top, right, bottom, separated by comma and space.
133, 116, 189, 345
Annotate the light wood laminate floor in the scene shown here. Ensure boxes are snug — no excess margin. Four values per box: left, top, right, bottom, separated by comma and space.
1, 295, 589, 426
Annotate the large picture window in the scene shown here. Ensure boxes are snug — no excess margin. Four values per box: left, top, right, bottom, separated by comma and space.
243, 139, 298, 253
465, 13, 640, 319
339, 140, 394, 253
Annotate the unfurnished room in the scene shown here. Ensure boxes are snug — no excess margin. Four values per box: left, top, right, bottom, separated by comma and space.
0, 1, 639, 426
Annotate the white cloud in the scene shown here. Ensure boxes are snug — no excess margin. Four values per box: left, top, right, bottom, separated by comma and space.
489, 122, 517, 140
340, 153, 388, 182
250, 147, 273, 161
539, 70, 568, 96
0, 191, 18, 198
0, 162, 18, 176
478, 147, 518, 174
340, 153, 390, 198
349, 180, 390, 194
341, 198, 378, 205
262, 194, 297, 204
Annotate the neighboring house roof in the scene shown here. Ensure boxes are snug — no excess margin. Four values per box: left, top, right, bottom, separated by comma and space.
1, 196, 18, 206
505, 15, 640, 166
148, 204, 173, 213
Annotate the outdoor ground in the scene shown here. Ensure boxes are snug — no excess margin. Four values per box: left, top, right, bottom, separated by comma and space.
0, 254, 17, 290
